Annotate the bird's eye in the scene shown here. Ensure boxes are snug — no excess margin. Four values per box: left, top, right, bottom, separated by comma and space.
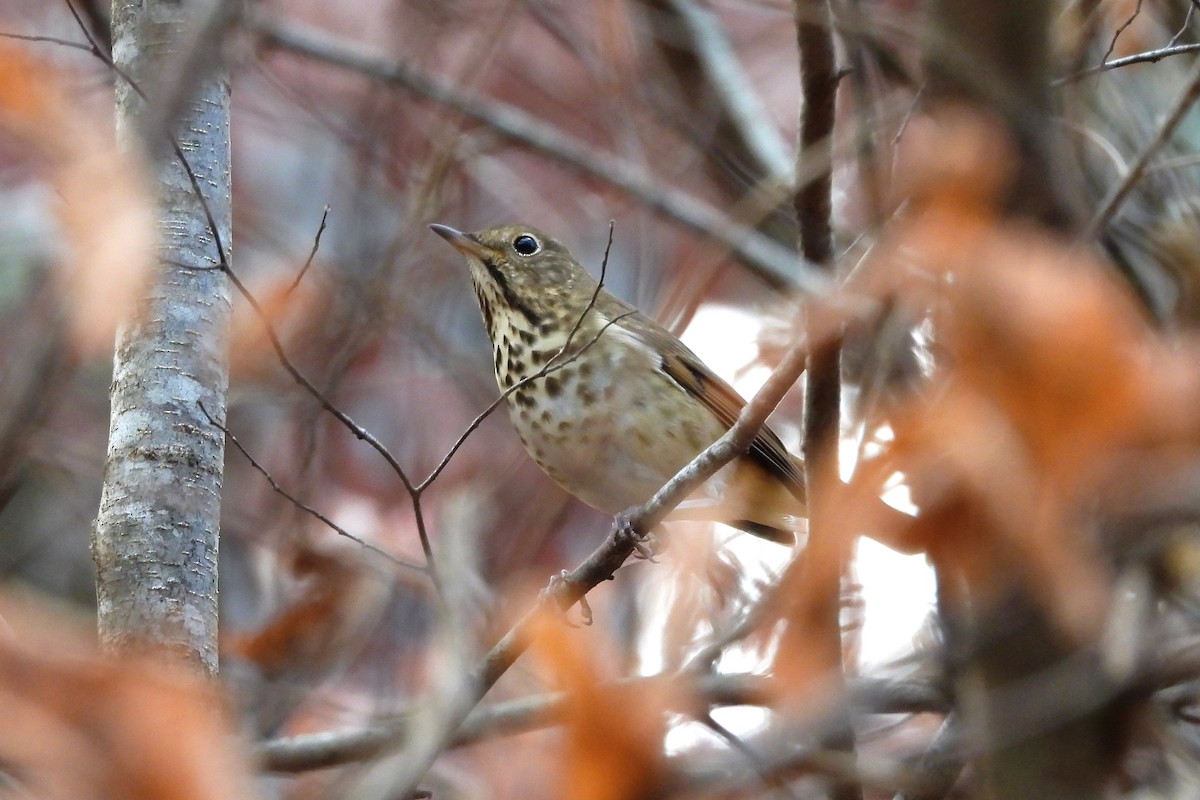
512, 234, 540, 256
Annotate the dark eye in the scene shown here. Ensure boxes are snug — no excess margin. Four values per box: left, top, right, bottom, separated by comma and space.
512, 234, 540, 256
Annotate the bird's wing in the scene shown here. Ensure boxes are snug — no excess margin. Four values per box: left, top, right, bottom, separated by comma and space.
610, 303, 807, 503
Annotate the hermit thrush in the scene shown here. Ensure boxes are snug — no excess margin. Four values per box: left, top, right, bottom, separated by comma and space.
431, 223, 805, 545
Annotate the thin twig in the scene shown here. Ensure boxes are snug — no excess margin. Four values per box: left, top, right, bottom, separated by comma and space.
0, 31, 93, 51
1101, 0, 1143, 65
197, 402, 425, 574
1055, 42, 1200, 83
219, 265, 442, 591
1168, 2, 1195, 48
1084, 54, 1200, 240
700, 713, 803, 800
681, 569, 789, 674
290, 204, 330, 293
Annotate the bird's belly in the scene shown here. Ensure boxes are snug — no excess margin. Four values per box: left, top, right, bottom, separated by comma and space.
503, 368, 725, 514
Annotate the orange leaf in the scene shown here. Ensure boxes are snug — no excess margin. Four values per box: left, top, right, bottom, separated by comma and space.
0, 42, 155, 356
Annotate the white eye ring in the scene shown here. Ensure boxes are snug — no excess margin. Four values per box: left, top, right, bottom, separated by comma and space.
512, 234, 540, 256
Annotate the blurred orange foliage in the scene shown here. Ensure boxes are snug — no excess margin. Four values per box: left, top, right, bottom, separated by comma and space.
526, 608, 688, 800
225, 544, 390, 682
228, 270, 329, 381
0, 42, 154, 356
846, 110, 1200, 640
0, 594, 253, 800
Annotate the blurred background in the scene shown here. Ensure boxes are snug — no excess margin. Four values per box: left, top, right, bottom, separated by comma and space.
3, 1, 1200, 798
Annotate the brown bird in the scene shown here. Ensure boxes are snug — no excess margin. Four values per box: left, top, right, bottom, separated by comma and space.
431, 223, 805, 544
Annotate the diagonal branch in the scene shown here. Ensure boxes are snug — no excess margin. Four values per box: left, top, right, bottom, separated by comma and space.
245, 11, 829, 293
1083, 55, 1200, 240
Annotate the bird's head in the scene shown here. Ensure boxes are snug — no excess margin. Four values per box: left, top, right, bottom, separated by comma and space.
430, 223, 599, 330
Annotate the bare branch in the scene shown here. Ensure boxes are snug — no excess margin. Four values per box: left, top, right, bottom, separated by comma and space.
217, 264, 442, 592
794, 3, 859, 800
0, 31, 93, 51
245, 12, 830, 293
257, 673, 949, 773
657, 0, 793, 182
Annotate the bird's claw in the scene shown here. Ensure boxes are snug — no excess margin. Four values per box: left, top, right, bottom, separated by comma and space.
544, 569, 593, 626
577, 591, 593, 626
614, 510, 659, 561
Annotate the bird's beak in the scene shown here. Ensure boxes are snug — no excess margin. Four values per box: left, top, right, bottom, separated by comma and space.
429, 223, 495, 260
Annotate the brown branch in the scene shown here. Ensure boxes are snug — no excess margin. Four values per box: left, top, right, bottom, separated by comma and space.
1100, 0, 1144, 65
216, 263, 441, 593
245, 11, 830, 293
257, 673, 950, 773
794, 3, 860, 800
795, 0, 837, 267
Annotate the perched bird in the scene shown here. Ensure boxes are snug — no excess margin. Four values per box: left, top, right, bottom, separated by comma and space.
431, 223, 805, 545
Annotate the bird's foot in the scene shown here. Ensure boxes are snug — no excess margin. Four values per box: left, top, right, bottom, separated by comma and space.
614, 510, 659, 562
544, 569, 593, 626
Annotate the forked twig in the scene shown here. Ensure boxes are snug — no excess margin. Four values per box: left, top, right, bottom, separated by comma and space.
198, 402, 425, 573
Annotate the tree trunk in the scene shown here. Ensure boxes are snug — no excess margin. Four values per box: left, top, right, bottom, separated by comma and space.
92, 0, 232, 675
